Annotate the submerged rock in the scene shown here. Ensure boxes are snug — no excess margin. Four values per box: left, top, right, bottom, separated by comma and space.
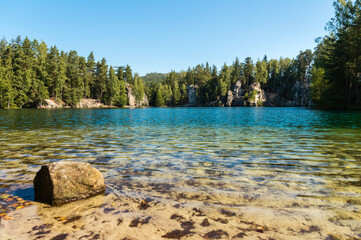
34, 162, 105, 206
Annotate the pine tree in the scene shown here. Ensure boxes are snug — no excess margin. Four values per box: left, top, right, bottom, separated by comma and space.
56, 51, 67, 101
155, 85, 164, 106
63, 50, 82, 106
0, 39, 14, 108
106, 66, 119, 105
231, 57, 242, 86
134, 74, 144, 105
118, 78, 127, 107
254, 60, 268, 84
87, 52, 96, 98
243, 57, 254, 88
124, 65, 133, 85
46, 46, 59, 98
217, 64, 230, 96
95, 58, 108, 100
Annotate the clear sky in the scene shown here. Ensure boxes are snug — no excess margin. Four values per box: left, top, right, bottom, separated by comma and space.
0, 0, 334, 75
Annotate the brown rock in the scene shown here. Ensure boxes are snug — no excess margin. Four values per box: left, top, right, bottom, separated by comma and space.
34, 162, 105, 206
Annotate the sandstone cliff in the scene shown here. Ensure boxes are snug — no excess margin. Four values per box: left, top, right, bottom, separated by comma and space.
186, 78, 310, 107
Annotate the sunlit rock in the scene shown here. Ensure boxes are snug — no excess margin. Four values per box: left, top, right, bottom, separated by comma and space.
249, 82, 266, 106
34, 162, 105, 206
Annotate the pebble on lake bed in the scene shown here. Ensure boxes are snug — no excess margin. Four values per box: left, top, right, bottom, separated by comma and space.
33, 162, 105, 206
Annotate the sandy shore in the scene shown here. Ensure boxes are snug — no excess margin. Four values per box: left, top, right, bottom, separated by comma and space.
1, 179, 360, 240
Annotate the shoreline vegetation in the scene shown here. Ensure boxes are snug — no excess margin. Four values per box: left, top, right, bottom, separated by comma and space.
0, 1, 360, 110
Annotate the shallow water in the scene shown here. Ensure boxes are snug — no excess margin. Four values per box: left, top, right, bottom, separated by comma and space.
1, 107, 361, 238
1, 107, 361, 195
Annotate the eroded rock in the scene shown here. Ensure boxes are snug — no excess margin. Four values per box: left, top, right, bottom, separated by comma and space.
34, 162, 105, 206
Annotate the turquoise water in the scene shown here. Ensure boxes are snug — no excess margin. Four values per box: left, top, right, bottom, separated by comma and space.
0, 107, 361, 205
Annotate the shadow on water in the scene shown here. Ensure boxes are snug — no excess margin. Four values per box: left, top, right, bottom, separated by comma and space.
11, 186, 34, 201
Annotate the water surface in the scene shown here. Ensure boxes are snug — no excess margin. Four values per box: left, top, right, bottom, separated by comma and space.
1, 107, 361, 213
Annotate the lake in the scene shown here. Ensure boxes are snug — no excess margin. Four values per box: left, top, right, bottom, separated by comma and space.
1, 107, 361, 239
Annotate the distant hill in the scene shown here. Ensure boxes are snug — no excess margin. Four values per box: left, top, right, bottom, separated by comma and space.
142, 72, 167, 86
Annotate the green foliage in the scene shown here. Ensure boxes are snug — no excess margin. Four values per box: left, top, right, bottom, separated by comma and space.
231, 57, 242, 86
95, 58, 108, 100
254, 60, 268, 84
244, 90, 257, 102
142, 72, 167, 85
312, 0, 361, 108
133, 74, 145, 104
105, 66, 119, 105
124, 65, 133, 85
154, 85, 165, 107
243, 57, 254, 87
0, 36, 139, 108
310, 67, 329, 107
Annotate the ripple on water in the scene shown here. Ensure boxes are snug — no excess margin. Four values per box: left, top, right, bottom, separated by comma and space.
0, 108, 360, 211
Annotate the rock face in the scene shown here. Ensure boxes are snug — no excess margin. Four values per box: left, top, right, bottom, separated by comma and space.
126, 84, 149, 107
185, 78, 310, 107
248, 82, 266, 106
226, 81, 244, 107
34, 162, 105, 206
38, 98, 67, 108
265, 79, 311, 107
76, 99, 106, 108
186, 85, 198, 106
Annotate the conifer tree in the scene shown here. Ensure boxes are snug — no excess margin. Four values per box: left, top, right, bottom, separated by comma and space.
105, 66, 119, 105
118, 78, 127, 107
155, 85, 164, 106
231, 57, 242, 86
95, 58, 108, 100
243, 57, 254, 88
255, 60, 268, 84
134, 74, 144, 105
87, 52, 96, 98
124, 65, 133, 85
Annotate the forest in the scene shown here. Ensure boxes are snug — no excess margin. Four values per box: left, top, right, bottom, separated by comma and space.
0, 0, 360, 109
0, 37, 145, 108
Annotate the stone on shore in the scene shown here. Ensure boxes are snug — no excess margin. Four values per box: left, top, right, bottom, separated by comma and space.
34, 162, 105, 206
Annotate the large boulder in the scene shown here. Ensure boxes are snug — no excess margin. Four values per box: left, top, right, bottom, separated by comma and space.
34, 162, 105, 206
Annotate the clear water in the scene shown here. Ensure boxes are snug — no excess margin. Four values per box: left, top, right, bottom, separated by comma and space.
1, 107, 361, 207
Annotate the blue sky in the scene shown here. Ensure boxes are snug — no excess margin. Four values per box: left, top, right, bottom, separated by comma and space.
0, 0, 334, 75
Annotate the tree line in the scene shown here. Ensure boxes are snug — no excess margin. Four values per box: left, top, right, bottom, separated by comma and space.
1, 1, 360, 109
311, 0, 361, 109
144, 51, 313, 107
145, 0, 361, 109
0, 36, 145, 108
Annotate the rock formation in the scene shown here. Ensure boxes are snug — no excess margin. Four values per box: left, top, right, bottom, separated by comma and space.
190, 78, 311, 107
186, 85, 198, 106
248, 82, 266, 106
34, 162, 105, 206
226, 81, 244, 107
265, 79, 311, 107
126, 84, 149, 107
76, 99, 107, 108
38, 98, 67, 108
